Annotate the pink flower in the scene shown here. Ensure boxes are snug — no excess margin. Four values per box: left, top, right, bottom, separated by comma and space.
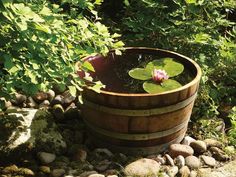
152, 69, 169, 83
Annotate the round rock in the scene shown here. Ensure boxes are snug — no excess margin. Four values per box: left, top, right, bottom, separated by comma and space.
175, 155, 185, 168
167, 166, 178, 177
165, 154, 174, 166
185, 156, 201, 169
201, 155, 216, 167
179, 166, 190, 177
51, 169, 65, 177
88, 174, 105, 177
38, 152, 56, 164
190, 140, 207, 154
182, 136, 196, 146
204, 139, 222, 148
124, 158, 160, 177
169, 144, 194, 158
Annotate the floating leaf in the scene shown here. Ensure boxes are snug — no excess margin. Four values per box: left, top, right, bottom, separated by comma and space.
143, 79, 182, 94
146, 58, 184, 77
128, 68, 151, 80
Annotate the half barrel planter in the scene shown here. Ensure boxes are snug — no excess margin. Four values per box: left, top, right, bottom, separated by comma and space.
81, 47, 202, 155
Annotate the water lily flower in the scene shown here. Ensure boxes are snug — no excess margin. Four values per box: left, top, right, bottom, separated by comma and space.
152, 69, 169, 83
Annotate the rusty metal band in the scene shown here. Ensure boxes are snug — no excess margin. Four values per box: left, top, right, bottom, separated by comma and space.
84, 118, 189, 141
90, 132, 186, 155
82, 92, 197, 116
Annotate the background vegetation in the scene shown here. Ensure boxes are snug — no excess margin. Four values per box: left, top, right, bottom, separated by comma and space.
0, 0, 236, 146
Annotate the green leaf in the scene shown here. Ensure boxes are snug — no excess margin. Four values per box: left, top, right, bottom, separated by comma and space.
68, 86, 77, 97
146, 58, 184, 77
129, 68, 151, 80
185, 0, 196, 4
82, 61, 95, 72
143, 79, 182, 94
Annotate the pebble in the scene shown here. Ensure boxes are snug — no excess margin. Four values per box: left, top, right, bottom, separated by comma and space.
26, 96, 38, 108
124, 158, 160, 177
169, 144, 194, 158
39, 166, 51, 174
190, 140, 207, 154
0, 97, 12, 109
182, 136, 196, 146
38, 152, 56, 164
18, 168, 34, 176
175, 155, 185, 168
88, 174, 105, 177
185, 156, 201, 169
52, 104, 65, 120
104, 169, 118, 176
11, 93, 27, 105
179, 166, 190, 177
156, 155, 166, 165
167, 166, 178, 177
33, 92, 48, 103
73, 148, 87, 162
210, 147, 229, 161
201, 155, 216, 167
62, 90, 76, 105
47, 89, 55, 102
51, 95, 64, 105
39, 100, 50, 108
80, 171, 98, 177
94, 148, 113, 158
2, 165, 19, 174
165, 154, 175, 166
51, 169, 66, 177
204, 139, 223, 148
107, 175, 118, 177
190, 170, 198, 177
95, 159, 112, 172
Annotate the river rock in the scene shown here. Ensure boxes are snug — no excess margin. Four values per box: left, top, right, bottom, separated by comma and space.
182, 136, 196, 146
167, 166, 178, 177
0, 97, 12, 110
197, 159, 236, 177
39, 100, 50, 108
39, 166, 51, 174
124, 158, 160, 177
80, 171, 98, 177
38, 152, 56, 164
95, 159, 112, 172
185, 156, 200, 169
33, 92, 48, 103
179, 166, 190, 177
165, 154, 175, 166
175, 155, 185, 168
94, 148, 113, 158
51, 169, 66, 177
200, 155, 216, 167
204, 139, 222, 148
18, 168, 34, 176
51, 95, 64, 105
169, 144, 194, 158
47, 89, 55, 102
190, 171, 198, 177
26, 97, 38, 108
62, 90, 76, 105
11, 93, 27, 105
210, 147, 229, 161
155, 155, 166, 164
88, 174, 105, 177
190, 140, 207, 154
73, 148, 87, 162
2, 165, 19, 174
52, 104, 65, 120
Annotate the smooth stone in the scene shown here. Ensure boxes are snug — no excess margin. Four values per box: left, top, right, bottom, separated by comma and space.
169, 144, 194, 158
52, 104, 65, 120
2, 165, 19, 174
167, 166, 178, 177
104, 169, 119, 176
47, 89, 55, 102
197, 160, 236, 177
80, 171, 98, 177
182, 136, 196, 146
165, 154, 175, 166
95, 159, 112, 172
11, 93, 27, 105
0, 97, 12, 110
51, 169, 66, 177
185, 156, 200, 169
156, 155, 166, 165
18, 168, 34, 176
39, 100, 50, 108
62, 90, 76, 105
88, 174, 105, 177
204, 139, 223, 148
124, 158, 160, 177
201, 155, 216, 167
26, 96, 38, 108
107, 175, 118, 177
51, 95, 64, 105
39, 166, 51, 174
94, 148, 113, 158
175, 155, 185, 168
38, 152, 56, 164
179, 166, 190, 177
190, 140, 207, 154
33, 92, 48, 103
190, 171, 198, 177
210, 147, 229, 161
64, 103, 80, 120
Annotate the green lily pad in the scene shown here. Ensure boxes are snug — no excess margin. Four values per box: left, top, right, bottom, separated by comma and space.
146, 58, 184, 77
143, 79, 182, 94
128, 68, 151, 80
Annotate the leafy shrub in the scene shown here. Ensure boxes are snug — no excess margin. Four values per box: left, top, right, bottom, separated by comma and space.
100, 0, 236, 118
0, 0, 124, 108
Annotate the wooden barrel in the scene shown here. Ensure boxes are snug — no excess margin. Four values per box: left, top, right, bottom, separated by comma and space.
81, 47, 201, 155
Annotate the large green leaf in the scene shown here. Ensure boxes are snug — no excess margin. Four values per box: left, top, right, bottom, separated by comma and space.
143, 79, 182, 94
128, 68, 151, 80
146, 58, 184, 77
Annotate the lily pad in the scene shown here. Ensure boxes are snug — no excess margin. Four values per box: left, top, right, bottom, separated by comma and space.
143, 79, 182, 94
128, 68, 151, 80
146, 58, 184, 77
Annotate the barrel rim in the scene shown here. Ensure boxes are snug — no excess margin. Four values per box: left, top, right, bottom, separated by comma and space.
82, 47, 202, 97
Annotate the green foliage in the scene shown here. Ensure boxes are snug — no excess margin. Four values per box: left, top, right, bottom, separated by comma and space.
227, 107, 236, 146
0, 0, 124, 107
101, 0, 236, 118
128, 58, 183, 93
